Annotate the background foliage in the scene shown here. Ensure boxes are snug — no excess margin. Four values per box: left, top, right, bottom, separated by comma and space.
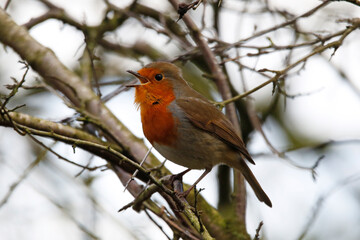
1, 0, 360, 239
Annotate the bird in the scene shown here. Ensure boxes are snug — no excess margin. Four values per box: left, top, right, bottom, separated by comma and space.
127, 61, 272, 207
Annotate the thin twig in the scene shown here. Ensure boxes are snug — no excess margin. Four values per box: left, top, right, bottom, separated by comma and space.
217, 20, 360, 107
1, 61, 29, 109
0, 147, 48, 208
193, 187, 205, 233
124, 146, 153, 191
4, 0, 12, 10
28, 135, 100, 171
297, 173, 360, 240
101, 80, 137, 103
253, 221, 264, 240
84, 37, 102, 98
145, 209, 172, 240
226, 0, 331, 49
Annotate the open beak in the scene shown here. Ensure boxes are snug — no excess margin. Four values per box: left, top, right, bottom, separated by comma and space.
126, 70, 149, 87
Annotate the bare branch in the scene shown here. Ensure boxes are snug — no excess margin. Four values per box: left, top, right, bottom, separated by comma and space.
226, 0, 331, 49
217, 19, 360, 107
331, 0, 360, 7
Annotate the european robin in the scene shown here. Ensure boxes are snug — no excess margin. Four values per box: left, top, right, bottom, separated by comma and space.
127, 62, 272, 207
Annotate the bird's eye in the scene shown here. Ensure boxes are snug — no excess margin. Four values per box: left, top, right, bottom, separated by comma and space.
154, 74, 163, 81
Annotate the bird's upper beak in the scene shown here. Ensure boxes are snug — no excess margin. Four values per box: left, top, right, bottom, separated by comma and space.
126, 70, 149, 87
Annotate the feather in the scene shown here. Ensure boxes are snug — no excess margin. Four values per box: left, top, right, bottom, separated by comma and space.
176, 97, 255, 165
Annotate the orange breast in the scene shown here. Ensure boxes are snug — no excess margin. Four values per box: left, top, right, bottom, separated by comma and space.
134, 75, 178, 146
140, 103, 178, 145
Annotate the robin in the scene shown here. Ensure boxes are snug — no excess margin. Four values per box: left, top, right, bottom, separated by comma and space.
127, 62, 272, 207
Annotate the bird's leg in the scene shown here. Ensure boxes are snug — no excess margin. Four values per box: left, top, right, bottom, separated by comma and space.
176, 168, 211, 198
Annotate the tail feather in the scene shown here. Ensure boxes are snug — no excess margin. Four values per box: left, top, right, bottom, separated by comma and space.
236, 159, 272, 207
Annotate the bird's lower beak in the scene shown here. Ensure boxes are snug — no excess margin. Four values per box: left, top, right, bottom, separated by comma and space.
126, 70, 149, 87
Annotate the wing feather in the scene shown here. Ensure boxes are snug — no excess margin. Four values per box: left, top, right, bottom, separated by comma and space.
176, 98, 255, 164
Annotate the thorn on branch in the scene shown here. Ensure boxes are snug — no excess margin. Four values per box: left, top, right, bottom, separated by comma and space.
330, 45, 340, 58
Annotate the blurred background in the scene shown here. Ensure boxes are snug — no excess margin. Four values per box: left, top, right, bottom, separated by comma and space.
1, 0, 360, 239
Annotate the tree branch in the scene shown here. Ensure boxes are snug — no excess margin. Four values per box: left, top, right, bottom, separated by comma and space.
0, 7, 164, 172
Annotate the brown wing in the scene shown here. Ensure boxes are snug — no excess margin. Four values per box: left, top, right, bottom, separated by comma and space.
176, 97, 255, 164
